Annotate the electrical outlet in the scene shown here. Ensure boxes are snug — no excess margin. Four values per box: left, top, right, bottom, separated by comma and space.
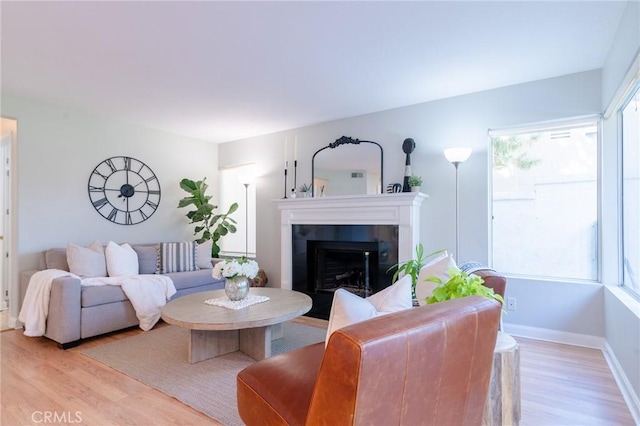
507, 297, 516, 311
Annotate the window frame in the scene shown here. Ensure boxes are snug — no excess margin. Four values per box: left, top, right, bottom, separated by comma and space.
488, 116, 602, 283
618, 80, 640, 300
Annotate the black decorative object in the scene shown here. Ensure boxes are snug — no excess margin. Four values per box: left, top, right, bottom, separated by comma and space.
311, 136, 384, 197
402, 138, 416, 192
329, 135, 362, 148
283, 162, 288, 199
386, 183, 402, 193
293, 159, 298, 195
88, 156, 161, 225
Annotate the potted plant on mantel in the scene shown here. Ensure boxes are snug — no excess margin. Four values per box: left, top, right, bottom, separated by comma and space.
299, 183, 312, 197
177, 177, 238, 258
408, 175, 422, 192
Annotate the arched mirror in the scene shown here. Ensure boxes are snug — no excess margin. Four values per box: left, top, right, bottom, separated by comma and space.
311, 136, 384, 197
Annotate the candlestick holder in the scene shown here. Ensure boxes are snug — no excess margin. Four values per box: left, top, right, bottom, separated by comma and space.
293, 160, 298, 193
283, 168, 288, 198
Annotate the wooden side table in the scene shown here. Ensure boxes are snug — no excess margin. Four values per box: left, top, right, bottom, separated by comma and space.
483, 331, 521, 426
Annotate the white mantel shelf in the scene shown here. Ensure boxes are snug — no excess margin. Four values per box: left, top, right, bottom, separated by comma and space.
274, 192, 427, 290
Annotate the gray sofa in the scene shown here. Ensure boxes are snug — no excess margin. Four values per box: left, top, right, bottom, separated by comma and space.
19, 244, 225, 348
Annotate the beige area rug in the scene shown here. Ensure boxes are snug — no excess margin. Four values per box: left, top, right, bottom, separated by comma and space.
80, 322, 326, 426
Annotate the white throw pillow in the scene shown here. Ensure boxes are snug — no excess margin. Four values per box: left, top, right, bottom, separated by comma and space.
196, 240, 213, 269
325, 274, 412, 346
66, 240, 107, 278
105, 241, 139, 277
415, 251, 459, 306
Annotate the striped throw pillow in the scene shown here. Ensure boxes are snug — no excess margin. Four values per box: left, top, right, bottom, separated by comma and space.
157, 241, 198, 274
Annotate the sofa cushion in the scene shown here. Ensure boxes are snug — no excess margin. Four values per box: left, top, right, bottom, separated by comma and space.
45, 248, 70, 271
157, 241, 198, 274
81, 285, 127, 307
132, 244, 159, 274
67, 241, 107, 278
105, 242, 139, 277
164, 268, 222, 291
196, 240, 213, 269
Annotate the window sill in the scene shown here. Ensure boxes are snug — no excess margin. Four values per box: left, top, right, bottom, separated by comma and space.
605, 286, 640, 318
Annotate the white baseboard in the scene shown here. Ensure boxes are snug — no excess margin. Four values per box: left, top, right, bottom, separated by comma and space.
603, 341, 640, 425
503, 323, 605, 349
503, 323, 639, 425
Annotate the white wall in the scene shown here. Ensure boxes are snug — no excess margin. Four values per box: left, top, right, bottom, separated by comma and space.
219, 69, 604, 330
1, 94, 220, 321
600, 0, 640, 409
602, 1, 640, 111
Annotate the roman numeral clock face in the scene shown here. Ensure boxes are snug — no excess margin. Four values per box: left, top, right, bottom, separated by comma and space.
88, 156, 161, 225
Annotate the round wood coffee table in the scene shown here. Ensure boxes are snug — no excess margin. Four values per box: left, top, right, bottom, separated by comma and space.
161, 287, 312, 363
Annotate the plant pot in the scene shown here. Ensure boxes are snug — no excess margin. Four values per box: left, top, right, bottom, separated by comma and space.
411, 186, 420, 192
225, 276, 250, 301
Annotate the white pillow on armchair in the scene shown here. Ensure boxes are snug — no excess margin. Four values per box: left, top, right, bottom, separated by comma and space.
415, 251, 459, 306
325, 274, 413, 345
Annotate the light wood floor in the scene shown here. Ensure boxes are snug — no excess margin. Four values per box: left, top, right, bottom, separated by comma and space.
1, 318, 636, 426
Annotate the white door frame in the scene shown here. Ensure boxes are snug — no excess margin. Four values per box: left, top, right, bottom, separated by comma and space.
1, 117, 17, 327
0, 132, 9, 311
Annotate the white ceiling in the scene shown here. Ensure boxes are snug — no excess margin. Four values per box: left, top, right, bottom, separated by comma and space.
0, 1, 628, 144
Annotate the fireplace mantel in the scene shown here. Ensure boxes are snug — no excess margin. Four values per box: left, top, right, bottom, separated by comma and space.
274, 193, 427, 290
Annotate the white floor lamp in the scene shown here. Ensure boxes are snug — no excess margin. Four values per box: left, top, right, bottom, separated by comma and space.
238, 175, 255, 258
444, 147, 472, 263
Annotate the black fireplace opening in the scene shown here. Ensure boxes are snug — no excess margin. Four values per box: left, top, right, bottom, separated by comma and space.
292, 224, 398, 319
309, 240, 380, 298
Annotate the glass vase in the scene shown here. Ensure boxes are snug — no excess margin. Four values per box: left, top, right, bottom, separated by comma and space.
225, 276, 250, 301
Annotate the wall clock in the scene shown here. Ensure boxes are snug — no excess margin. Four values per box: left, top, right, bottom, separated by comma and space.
88, 156, 161, 225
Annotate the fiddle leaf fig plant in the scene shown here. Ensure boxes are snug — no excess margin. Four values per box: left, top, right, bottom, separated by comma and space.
425, 268, 504, 305
178, 177, 238, 258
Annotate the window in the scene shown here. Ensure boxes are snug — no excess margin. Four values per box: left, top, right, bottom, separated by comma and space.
490, 119, 599, 280
218, 164, 256, 258
621, 84, 640, 298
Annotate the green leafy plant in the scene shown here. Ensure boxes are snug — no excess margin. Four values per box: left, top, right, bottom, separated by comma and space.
177, 178, 238, 258
425, 267, 504, 305
299, 183, 311, 193
408, 175, 422, 187
388, 244, 443, 298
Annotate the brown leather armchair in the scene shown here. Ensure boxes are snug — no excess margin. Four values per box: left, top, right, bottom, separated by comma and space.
237, 296, 501, 426
475, 269, 507, 300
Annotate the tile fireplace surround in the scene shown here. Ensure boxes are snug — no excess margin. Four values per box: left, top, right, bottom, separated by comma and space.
274, 192, 427, 291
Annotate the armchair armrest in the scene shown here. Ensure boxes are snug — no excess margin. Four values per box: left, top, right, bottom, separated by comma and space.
475, 269, 507, 301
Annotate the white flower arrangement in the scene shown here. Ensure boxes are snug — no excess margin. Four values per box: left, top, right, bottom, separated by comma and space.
212, 257, 259, 280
